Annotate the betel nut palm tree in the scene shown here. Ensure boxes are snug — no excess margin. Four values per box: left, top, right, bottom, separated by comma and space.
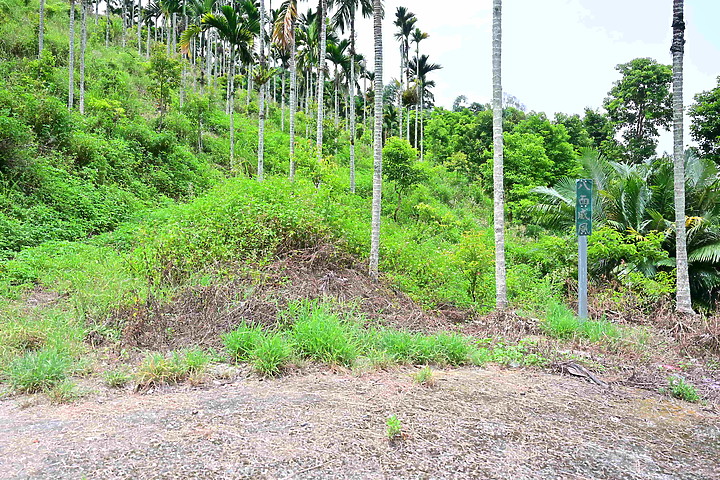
332, 0, 373, 193
369, 0, 383, 279
315, 0, 328, 161
492, 0, 507, 308
181, 4, 255, 170
273, 0, 301, 179
672, 0, 693, 314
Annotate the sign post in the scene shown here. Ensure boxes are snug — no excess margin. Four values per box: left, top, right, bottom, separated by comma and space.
576, 179, 593, 320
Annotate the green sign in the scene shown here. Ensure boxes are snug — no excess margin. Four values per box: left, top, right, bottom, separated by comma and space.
576, 179, 593, 236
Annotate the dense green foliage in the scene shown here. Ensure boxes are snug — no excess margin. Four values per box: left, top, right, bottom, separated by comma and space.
690, 76, 720, 164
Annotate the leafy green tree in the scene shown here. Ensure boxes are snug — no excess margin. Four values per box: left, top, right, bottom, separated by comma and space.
382, 137, 424, 219
582, 108, 618, 157
513, 113, 580, 180
147, 49, 182, 116
689, 76, 720, 164
603, 58, 673, 163
554, 112, 592, 152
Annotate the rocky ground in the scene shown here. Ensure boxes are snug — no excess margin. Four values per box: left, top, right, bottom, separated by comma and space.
1, 365, 718, 480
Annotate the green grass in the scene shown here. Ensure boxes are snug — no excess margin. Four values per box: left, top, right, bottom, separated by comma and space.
47, 379, 82, 404
252, 333, 292, 377
542, 301, 621, 343
290, 301, 359, 367
412, 366, 436, 386
222, 323, 264, 361
220, 301, 548, 375
136, 349, 212, 386
6, 348, 73, 393
104, 368, 133, 388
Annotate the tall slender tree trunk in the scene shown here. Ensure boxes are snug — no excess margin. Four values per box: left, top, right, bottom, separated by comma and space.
672, 0, 693, 314
281, 72, 286, 131
334, 68, 339, 127
68, 0, 76, 109
315, 0, 327, 161
79, 0, 87, 114
121, 0, 126, 47
137, 1, 142, 55
398, 44, 403, 140
146, 18, 151, 57
415, 43, 420, 149
105, 4, 110, 47
289, 21, 297, 180
257, 0, 267, 182
38, 0, 45, 57
94, 0, 98, 25
369, 0, 383, 280
229, 46, 236, 170
492, 0, 507, 309
349, 16, 357, 193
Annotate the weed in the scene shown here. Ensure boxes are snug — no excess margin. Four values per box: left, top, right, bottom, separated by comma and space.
222, 323, 263, 361
182, 348, 211, 374
386, 415, 403, 439
291, 302, 358, 366
47, 380, 81, 404
542, 302, 580, 338
7, 348, 72, 393
104, 368, 133, 388
542, 302, 621, 344
664, 376, 701, 403
412, 366, 436, 387
252, 333, 291, 377
136, 349, 210, 385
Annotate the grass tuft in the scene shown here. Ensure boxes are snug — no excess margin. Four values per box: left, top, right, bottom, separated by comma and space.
252, 333, 292, 377
290, 302, 358, 367
412, 366, 436, 387
222, 323, 264, 361
7, 348, 73, 393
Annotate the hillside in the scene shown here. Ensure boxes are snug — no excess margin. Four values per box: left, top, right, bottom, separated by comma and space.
0, 1, 719, 477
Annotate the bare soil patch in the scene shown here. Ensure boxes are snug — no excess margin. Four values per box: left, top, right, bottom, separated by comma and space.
1, 366, 718, 479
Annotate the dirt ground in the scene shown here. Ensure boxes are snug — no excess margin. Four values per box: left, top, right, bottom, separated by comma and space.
1, 366, 718, 480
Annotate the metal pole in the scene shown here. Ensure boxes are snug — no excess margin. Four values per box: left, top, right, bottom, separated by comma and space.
578, 235, 588, 320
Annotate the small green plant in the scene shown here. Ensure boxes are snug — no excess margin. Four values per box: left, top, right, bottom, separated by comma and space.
665, 376, 701, 403
290, 302, 358, 366
104, 368, 133, 388
136, 349, 209, 386
412, 366, 436, 387
47, 380, 81, 404
542, 302, 580, 338
386, 414, 403, 439
252, 333, 292, 377
222, 323, 263, 361
7, 348, 73, 393
183, 348, 211, 374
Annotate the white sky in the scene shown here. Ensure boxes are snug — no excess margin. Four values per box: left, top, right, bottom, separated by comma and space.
354, 0, 720, 154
